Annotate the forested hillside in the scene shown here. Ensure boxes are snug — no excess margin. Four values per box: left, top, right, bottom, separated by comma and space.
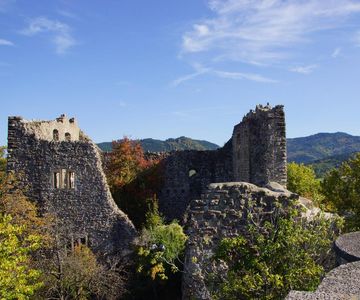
287, 132, 360, 163
98, 136, 220, 152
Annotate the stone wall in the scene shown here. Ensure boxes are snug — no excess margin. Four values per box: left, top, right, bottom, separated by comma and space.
7, 116, 136, 257
182, 182, 298, 300
232, 104, 287, 186
159, 104, 287, 222
22, 114, 81, 142
159, 141, 233, 221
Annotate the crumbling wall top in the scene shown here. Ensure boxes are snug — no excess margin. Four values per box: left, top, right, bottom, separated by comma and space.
9, 114, 81, 142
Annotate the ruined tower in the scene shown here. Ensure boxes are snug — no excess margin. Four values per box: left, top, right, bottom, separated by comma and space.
159, 104, 287, 221
7, 114, 136, 256
232, 104, 287, 186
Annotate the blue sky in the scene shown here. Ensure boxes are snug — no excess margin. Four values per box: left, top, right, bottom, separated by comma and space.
1, 0, 360, 146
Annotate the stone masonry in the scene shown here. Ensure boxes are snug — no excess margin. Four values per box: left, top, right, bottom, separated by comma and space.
7, 115, 136, 257
232, 104, 287, 186
182, 182, 298, 299
159, 104, 287, 221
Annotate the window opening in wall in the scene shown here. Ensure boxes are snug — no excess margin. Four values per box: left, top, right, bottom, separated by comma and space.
62, 169, 67, 188
189, 169, 197, 178
69, 172, 75, 189
52, 169, 75, 189
53, 129, 59, 141
65, 132, 71, 141
65, 235, 89, 252
79, 237, 87, 246
53, 172, 60, 188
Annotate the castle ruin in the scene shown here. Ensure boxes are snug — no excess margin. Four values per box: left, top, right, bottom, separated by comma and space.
7, 104, 360, 300
159, 104, 287, 221
7, 114, 136, 257
7, 104, 291, 299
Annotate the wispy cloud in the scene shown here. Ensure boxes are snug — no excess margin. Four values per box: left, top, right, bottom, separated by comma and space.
171, 64, 277, 87
57, 10, 78, 20
290, 64, 318, 74
118, 101, 127, 107
355, 31, 360, 47
171, 68, 209, 87
0, 38, 14, 46
182, 0, 360, 65
332, 47, 342, 58
0, 0, 15, 12
21, 17, 76, 54
213, 70, 278, 83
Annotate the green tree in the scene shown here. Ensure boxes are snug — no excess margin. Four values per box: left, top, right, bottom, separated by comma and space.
137, 204, 187, 281
134, 204, 187, 299
0, 174, 45, 299
322, 152, 360, 230
287, 162, 323, 203
210, 202, 340, 300
0, 214, 43, 299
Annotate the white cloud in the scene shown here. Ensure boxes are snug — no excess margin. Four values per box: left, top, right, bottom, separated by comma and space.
0, 38, 14, 46
182, 0, 360, 64
171, 69, 209, 87
171, 63, 211, 87
290, 64, 318, 74
332, 47, 342, 58
172, 64, 277, 87
213, 70, 278, 82
21, 17, 76, 54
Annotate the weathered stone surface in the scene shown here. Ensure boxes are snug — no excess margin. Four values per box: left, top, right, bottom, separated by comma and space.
159, 104, 287, 222
232, 104, 287, 187
7, 116, 136, 257
286, 291, 354, 299
334, 231, 360, 264
182, 182, 298, 300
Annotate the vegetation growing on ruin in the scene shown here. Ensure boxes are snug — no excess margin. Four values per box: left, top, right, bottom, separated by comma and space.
210, 201, 340, 300
106, 137, 164, 228
125, 204, 187, 299
136, 204, 187, 281
0, 168, 128, 300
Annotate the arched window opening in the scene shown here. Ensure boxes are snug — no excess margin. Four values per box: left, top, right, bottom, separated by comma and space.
53, 129, 59, 141
65, 132, 71, 141
189, 169, 197, 178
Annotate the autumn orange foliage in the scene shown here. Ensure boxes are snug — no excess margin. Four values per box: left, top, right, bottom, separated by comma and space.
106, 137, 154, 190
105, 137, 164, 228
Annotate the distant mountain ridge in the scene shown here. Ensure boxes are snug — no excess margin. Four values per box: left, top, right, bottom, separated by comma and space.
97, 136, 220, 152
287, 132, 360, 164
98, 132, 360, 177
